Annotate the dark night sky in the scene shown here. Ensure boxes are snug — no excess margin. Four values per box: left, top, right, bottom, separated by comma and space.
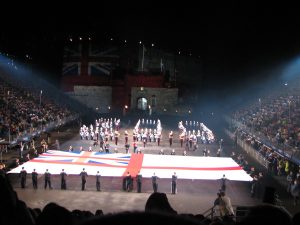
1, 3, 300, 96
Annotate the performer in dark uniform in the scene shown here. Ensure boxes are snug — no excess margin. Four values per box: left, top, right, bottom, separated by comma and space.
44, 169, 52, 189
32, 169, 38, 189
133, 141, 137, 153
171, 172, 177, 194
124, 130, 129, 144
157, 134, 161, 146
96, 171, 101, 191
115, 131, 119, 145
169, 131, 173, 147
125, 171, 132, 192
152, 172, 159, 193
125, 143, 130, 154
80, 168, 88, 191
220, 174, 228, 192
136, 171, 142, 193
179, 133, 184, 148
19, 167, 27, 188
60, 169, 67, 190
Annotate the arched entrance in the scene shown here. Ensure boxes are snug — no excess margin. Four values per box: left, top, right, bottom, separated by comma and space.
137, 97, 148, 110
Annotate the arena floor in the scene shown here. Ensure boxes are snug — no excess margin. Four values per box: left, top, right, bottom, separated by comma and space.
7, 120, 263, 215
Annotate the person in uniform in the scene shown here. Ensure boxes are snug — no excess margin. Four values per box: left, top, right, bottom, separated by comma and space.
44, 169, 52, 189
124, 130, 129, 144
114, 131, 119, 145
133, 141, 138, 153
125, 171, 132, 192
152, 172, 159, 193
220, 174, 228, 192
96, 171, 101, 191
169, 131, 173, 147
136, 171, 142, 193
80, 168, 88, 191
60, 169, 67, 190
179, 133, 185, 148
157, 133, 161, 146
171, 172, 177, 194
125, 143, 130, 154
19, 167, 27, 188
32, 169, 38, 189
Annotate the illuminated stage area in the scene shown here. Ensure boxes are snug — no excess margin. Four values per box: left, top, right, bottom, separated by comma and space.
9, 150, 252, 181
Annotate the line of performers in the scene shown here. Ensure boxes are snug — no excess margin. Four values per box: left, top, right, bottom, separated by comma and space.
19, 167, 178, 194
121, 171, 178, 194
79, 118, 121, 142
178, 121, 215, 151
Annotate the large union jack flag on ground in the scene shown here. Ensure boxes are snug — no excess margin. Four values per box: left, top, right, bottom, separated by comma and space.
9, 150, 252, 181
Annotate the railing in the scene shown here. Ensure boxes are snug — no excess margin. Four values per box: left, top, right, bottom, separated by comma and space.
202, 206, 216, 220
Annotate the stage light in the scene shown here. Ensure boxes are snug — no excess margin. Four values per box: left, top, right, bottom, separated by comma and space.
124, 40, 127, 43
110, 38, 113, 41
140, 87, 144, 91
125, 105, 128, 109
151, 43, 154, 47
69, 38, 73, 42
108, 106, 111, 110
79, 37, 82, 41
139, 41, 142, 44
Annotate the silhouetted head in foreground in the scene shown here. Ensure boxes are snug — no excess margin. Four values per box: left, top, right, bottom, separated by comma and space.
81, 211, 200, 225
36, 202, 72, 225
145, 192, 177, 215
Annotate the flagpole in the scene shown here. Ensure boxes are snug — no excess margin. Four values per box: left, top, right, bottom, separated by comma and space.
40, 90, 42, 109
142, 45, 145, 72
